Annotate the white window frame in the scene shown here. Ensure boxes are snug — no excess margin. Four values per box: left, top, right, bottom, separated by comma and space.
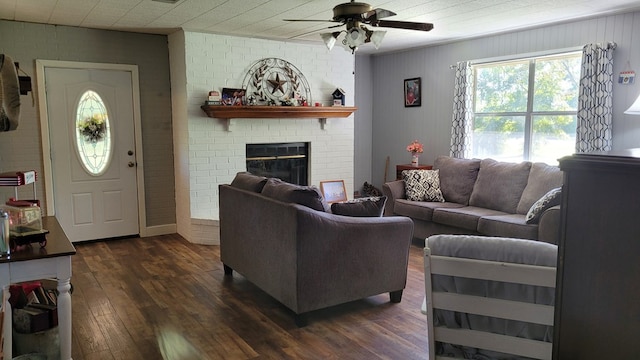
470, 49, 581, 163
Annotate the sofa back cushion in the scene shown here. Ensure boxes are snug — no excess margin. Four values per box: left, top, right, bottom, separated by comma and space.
469, 159, 532, 213
433, 156, 481, 205
261, 178, 328, 212
230, 172, 268, 192
516, 162, 564, 214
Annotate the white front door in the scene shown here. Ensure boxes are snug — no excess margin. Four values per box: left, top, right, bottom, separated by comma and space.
44, 66, 139, 242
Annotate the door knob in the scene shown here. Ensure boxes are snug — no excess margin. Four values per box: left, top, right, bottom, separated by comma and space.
128, 161, 135, 168
128, 150, 134, 156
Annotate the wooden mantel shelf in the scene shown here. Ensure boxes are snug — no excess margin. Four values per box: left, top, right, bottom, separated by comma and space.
201, 105, 357, 120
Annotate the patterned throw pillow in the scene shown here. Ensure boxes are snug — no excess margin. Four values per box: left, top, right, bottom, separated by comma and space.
331, 196, 387, 217
526, 187, 562, 224
402, 169, 445, 202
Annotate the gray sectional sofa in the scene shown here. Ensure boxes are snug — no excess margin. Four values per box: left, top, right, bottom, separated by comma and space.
219, 172, 414, 326
383, 156, 563, 244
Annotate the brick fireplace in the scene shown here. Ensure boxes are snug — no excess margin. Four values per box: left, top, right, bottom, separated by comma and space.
169, 30, 355, 245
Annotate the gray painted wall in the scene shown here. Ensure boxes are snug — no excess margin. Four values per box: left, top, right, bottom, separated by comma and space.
354, 55, 374, 195
0, 20, 175, 227
365, 10, 640, 189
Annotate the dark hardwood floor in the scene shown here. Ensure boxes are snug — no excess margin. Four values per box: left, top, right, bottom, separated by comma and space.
69, 234, 429, 359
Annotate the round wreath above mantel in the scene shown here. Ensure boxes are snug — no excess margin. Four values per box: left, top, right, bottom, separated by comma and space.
242, 58, 312, 106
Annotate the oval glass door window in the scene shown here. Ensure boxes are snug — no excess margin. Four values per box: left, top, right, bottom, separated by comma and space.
75, 90, 112, 176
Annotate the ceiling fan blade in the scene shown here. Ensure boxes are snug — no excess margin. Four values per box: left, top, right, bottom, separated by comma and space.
372, 20, 433, 32
284, 19, 340, 23
363, 8, 396, 20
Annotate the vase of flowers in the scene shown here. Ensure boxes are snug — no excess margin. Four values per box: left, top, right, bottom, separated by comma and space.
406, 140, 424, 167
77, 115, 106, 143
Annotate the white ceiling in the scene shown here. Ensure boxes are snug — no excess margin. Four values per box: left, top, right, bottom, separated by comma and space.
2, 0, 640, 54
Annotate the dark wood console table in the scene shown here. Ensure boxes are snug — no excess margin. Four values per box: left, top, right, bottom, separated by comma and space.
396, 164, 433, 180
1, 216, 76, 359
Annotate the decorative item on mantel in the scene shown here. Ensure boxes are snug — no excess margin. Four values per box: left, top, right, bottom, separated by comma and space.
200, 57, 357, 131
241, 58, 312, 106
406, 140, 424, 167
332, 88, 346, 106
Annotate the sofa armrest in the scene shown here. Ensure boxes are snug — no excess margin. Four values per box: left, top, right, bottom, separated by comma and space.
382, 180, 406, 216
295, 209, 414, 313
538, 205, 561, 245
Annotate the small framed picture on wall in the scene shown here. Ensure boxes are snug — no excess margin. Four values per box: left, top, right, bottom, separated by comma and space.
404, 77, 421, 107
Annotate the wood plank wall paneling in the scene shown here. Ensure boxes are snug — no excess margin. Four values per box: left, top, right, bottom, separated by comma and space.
367, 10, 640, 188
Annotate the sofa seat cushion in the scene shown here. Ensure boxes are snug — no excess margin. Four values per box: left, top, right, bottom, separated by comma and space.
469, 159, 532, 213
517, 162, 563, 214
434, 156, 481, 205
433, 206, 506, 231
394, 200, 465, 221
477, 214, 538, 240
261, 178, 329, 212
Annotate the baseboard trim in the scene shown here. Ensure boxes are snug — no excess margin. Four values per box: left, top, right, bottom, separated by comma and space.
141, 223, 177, 237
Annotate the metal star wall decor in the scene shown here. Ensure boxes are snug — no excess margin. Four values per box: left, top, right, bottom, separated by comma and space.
268, 74, 287, 95
242, 58, 311, 105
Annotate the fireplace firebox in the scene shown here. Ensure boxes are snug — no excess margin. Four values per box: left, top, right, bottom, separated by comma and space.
246, 142, 309, 185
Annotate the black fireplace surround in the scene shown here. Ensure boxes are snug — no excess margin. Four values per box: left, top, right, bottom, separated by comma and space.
246, 142, 309, 185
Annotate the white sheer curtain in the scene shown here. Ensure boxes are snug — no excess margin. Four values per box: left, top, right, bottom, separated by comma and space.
576, 42, 616, 153
449, 61, 474, 158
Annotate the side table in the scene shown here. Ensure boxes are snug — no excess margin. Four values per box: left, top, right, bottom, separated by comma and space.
396, 164, 433, 180
1, 216, 76, 360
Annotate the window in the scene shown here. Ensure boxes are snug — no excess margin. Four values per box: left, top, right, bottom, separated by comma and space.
75, 90, 112, 175
471, 52, 581, 164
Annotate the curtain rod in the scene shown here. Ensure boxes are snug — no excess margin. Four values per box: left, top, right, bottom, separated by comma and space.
449, 45, 588, 69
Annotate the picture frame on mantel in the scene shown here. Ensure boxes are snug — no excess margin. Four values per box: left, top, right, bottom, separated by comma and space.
404, 77, 421, 107
320, 180, 347, 203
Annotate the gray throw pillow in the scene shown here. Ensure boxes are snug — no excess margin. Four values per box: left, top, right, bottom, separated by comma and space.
261, 178, 328, 212
331, 196, 387, 217
526, 187, 562, 224
402, 169, 445, 202
230, 172, 268, 192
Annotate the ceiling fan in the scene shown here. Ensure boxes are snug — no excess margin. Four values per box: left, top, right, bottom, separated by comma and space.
285, 1, 434, 53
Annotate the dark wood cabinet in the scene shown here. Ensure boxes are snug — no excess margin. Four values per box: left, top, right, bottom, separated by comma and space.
554, 150, 640, 359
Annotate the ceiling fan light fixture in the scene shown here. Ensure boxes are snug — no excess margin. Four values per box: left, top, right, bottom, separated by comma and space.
345, 27, 366, 48
369, 30, 386, 49
320, 32, 340, 50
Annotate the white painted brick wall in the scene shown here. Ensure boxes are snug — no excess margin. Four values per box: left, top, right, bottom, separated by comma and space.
170, 31, 355, 242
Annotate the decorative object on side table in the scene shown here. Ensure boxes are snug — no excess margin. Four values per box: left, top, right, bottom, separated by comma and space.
406, 140, 424, 167
404, 77, 421, 107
